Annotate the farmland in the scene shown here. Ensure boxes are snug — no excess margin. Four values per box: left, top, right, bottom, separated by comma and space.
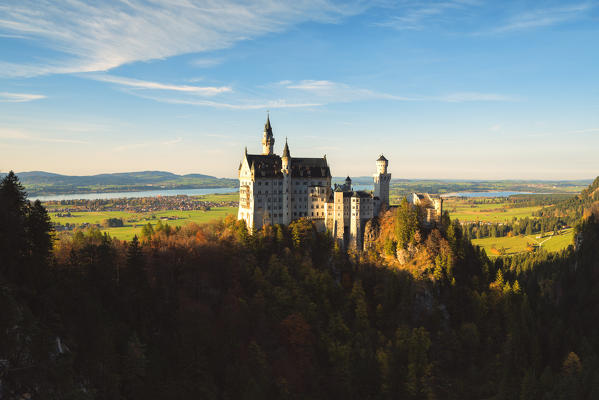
443, 199, 542, 223
444, 195, 576, 256
47, 193, 238, 240
471, 229, 574, 257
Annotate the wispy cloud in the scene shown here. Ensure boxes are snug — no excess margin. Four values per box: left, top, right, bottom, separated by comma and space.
0, 0, 366, 78
284, 80, 517, 103
376, 0, 480, 31
437, 92, 518, 102
489, 4, 593, 33
88, 74, 231, 96
121, 78, 517, 107
283, 80, 414, 101
114, 137, 183, 152
191, 58, 223, 68
130, 93, 323, 110
568, 128, 599, 134
0, 127, 87, 144
0, 92, 46, 102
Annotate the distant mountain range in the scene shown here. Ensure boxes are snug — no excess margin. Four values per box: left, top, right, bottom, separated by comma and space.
4, 170, 594, 197
7, 171, 238, 196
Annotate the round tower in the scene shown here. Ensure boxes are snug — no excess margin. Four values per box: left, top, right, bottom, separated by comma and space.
373, 155, 391, 212
376, 154, 388, 174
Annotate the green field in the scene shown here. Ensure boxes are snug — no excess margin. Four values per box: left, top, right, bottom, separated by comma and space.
446, 202, 541, 223
472, 229, 574, 256
192, 192, 238, 202
52, 207, 237, 240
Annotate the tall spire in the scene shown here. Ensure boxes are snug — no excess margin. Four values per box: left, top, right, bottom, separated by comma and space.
264, 112, 272, 136
282, 137, 290, 158
262, 113, 275, 155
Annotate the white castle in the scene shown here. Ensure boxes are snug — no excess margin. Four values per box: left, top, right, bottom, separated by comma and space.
238, 116, 391, 249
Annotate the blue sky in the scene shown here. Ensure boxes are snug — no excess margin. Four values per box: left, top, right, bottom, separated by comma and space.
1, 0, 598, 179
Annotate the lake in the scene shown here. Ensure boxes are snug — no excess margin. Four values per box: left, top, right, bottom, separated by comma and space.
32, 184, 375, 202
32, 187, 239, 202
441, 191, 538, 198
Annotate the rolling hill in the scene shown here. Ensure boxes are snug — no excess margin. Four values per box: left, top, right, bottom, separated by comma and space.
6, 170, 238, 196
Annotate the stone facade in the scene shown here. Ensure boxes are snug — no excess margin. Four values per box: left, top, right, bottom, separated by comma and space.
408, 192, 444, 226
238, 116, 391, 249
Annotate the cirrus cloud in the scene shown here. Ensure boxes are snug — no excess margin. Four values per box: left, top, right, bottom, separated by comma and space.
0, 92, 46, 102
0, 0, 367, 78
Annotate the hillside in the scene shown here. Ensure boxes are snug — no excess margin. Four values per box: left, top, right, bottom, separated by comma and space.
3, 171, 599, 398
3, 172, 599, 398
8, 170, 238, 196
534, 176, 599, 223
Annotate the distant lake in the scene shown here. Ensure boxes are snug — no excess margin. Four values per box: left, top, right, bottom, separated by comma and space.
441, 191, 537, 198
32, 187, 238, 202
32, 184, 375, 202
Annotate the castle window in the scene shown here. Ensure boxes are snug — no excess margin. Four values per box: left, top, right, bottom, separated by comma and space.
265, 182, 269, 185
258, 182, 262, 185
311, 212, 314, 216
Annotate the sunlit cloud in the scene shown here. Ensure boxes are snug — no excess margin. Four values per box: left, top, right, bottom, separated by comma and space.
489, 3, 593, 33
437, 92, 518, 102
0, 127, 87, 144
191, 58, 223, 68
283, 80, 414, 101
87, 74, 231, 95
0, 0, 366, 77
122, 90, 323, 109
0, 92, 46, 102
376, 0, 480, 31
114, 136, 183, 152
568, 128, 599, 134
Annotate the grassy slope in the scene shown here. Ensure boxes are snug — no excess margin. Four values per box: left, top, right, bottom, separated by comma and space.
472, 229, 574, 256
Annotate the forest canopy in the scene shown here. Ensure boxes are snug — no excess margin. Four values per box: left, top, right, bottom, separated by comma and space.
2, 171, 599, 399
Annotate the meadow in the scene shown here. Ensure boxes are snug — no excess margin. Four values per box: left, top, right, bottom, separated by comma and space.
48, 192, 239, 240
471, 229, 574, 257
444, 196, 575, 256
444, 201, 541, 223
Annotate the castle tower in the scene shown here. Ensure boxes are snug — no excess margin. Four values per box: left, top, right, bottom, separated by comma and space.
373, 154, 391, 210
281, 138, 291, 224
262, 114, 275, 155
282, 138, 290, 173
345, 176, 352, 191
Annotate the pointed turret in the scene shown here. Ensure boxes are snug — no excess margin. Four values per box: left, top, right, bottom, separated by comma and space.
282, 137, 290, 174
265, 114, 272, 134
282, 138, 290, 158
262, 114, 275, 155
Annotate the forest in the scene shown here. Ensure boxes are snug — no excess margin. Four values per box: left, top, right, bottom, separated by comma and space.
2, 171, 599, 399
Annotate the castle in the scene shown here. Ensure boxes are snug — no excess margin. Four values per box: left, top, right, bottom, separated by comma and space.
238, 116, 391, 249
